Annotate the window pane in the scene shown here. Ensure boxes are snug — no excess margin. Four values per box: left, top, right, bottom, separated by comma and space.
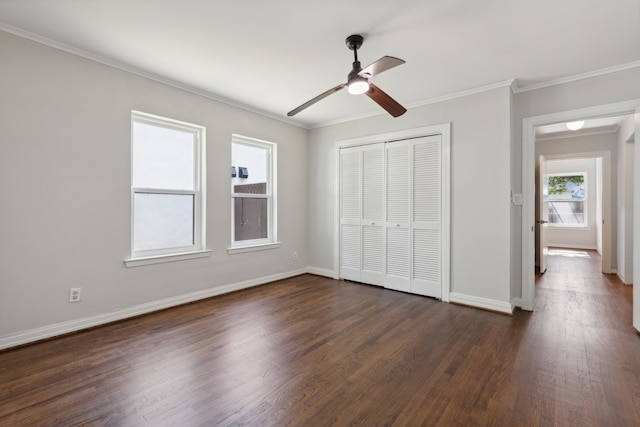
232, 143, 267, 194
134, 193, 194, 251
548, 201, 584, 224
547, 175, 585, 200
133, 121, 195, 190
234, 197, 268, 241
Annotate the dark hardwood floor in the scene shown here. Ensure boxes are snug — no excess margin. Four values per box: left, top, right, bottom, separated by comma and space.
1, 251, 638, 426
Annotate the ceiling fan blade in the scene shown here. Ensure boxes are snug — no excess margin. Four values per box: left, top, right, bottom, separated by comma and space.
365, 83, 407, 117
359, 56, 405, 78
287, 84, 346, 116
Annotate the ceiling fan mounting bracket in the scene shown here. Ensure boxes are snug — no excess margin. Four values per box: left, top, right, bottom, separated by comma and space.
345, 34, 364, 51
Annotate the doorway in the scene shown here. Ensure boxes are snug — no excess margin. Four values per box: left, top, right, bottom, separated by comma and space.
521, 103, 639, 312
535, 153, 608, 275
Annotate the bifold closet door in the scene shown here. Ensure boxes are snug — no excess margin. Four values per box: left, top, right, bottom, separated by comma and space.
339, 144, 386, 285
339, 134, 444, 299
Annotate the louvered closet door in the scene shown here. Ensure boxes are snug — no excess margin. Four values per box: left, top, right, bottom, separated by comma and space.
412, 135, 442, 298
361, 144, 386, 286
340, 147, 361, 282
385, 140, 411, 293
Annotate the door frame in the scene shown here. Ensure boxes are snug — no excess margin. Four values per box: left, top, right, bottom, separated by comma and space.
522, 99, 640, 311
333, 123, 451, 302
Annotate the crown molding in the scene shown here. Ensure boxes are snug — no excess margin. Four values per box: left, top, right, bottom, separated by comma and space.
0, 22, 307, 129
512, 60, 640, 94
309, 79, 516, 129
2, 21, 639, 131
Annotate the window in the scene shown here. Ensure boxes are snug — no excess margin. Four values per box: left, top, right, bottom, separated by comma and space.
229, 135, 278, 252
546, 173, 586, 226
126, 111, 208, 266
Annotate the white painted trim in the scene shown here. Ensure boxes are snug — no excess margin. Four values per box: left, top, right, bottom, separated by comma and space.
227, 242, 281, 254
333, 123, 451, 301
535, 127, 622, 142
306, 267, 335, 278
450, 293, 513, 315
513, 61, 640, 94
0, 268, 307, 350
125, 249, 212, 267
522, 99, 640, 311
511, 297, 523, 309
547, 244, 598, 250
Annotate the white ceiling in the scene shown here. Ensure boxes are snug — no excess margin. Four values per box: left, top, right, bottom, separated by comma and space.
1, 0, 639, 128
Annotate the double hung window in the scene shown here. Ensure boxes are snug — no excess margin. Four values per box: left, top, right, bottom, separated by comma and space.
230, 135, 278, 252
127, 111, 207, 265
546, 173, 586, 226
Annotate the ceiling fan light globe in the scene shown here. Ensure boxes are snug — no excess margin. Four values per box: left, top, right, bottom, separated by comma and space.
348, 80, 369, 95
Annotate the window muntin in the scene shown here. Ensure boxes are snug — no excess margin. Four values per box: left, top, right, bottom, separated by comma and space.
545, 173, 586, 226
131, 111, 205, 259
231, 135, 276, 247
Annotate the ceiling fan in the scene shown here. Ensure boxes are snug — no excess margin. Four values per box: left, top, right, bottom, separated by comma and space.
287, 34, 407, 118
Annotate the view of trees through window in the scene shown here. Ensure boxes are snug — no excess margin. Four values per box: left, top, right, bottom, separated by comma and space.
546, 173, 586, 225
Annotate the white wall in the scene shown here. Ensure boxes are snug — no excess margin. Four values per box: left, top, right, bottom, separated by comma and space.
0, 31, 309, 347
542, 157, 598, 249
617, 116, 635, 284
308, 86, 513, 309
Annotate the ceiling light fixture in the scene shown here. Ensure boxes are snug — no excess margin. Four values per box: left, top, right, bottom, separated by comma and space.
347, 76, 370, 95
566, 120, 585, 131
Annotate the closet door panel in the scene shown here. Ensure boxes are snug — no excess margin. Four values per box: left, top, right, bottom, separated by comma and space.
340, 147, 361, 281
361, 144, 386, 286
412, 135, 442, 297
385, 141, 411, 292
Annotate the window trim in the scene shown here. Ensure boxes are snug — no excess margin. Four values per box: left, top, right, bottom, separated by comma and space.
125, 111, 208, 266
546, 172, 587, 228
229, 134, 278, 252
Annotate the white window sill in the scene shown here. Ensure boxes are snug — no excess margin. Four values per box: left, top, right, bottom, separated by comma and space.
124, 249, 212, 268
227, 242, 281, 255
548, 225, 590, 230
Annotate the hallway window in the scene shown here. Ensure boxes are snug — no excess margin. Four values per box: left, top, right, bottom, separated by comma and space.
546, 173, 586, 225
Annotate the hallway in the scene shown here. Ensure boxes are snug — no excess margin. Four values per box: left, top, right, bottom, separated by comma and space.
535, 248, 632, 331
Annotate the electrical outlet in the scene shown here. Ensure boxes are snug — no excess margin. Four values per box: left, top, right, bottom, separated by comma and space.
293, 251, 298, 261
69, 288, 81, 303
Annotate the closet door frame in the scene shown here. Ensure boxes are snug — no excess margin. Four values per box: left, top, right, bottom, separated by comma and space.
333, 124, 451, 302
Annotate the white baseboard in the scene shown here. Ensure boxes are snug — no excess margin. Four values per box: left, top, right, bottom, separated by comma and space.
306, 266, 335, 278
0, 268, 308, 351
548, 244, 597, 250
449, 292, 513, 314
511, 297, 523, 309
617, 272, 633, 286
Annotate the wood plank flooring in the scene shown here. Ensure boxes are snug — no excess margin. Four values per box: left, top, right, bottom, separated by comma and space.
1, 250, 638, 426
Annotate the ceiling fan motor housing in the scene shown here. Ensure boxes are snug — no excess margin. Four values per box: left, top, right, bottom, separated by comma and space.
345, 34, 364, 51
